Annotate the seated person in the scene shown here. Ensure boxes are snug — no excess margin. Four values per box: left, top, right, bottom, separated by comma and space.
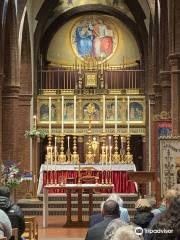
89, 194, 130, 228
85, 200, 120, 240
112, 225, 144, 240
0, 186, 25, 240
103, 217, 128, 240
0, 208, 12, 239
149, 189, 178, 228
89, 201, 104, 227
106, 194, 130, 223
134, 198, 154, 229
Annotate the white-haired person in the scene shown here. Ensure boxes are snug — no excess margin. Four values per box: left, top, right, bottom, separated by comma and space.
0, 208, 12, 239
106, 194, 130, 223
133, 198, 153, 229
112, 225, 144, 240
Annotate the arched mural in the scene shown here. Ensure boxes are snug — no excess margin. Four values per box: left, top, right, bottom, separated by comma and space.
47, 14, 140, 66
71, 16, 118, 62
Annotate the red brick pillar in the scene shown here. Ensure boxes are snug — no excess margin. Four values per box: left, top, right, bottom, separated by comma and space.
0, 73, 4, 164
2, 86, 20, 162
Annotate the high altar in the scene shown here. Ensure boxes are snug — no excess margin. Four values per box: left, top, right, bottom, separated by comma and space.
32, 15, 146, 195
33, 56, 145, 195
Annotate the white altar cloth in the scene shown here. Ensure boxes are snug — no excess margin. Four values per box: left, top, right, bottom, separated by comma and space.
37, 163, 136, 195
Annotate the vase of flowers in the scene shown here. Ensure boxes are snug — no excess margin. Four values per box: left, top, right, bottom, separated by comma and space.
0, 160, 22, 201
24, 128, 46, 139
0, 160, 22, 188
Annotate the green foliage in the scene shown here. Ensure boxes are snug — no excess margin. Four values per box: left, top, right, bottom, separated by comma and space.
24, 128, 47, 139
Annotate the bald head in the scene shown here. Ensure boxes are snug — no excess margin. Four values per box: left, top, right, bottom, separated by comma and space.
103, 200, 120, 218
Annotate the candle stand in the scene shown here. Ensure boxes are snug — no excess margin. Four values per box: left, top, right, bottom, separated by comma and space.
71, 135, 79, 164
58, 134, 66, 163
112, 135, 120, 163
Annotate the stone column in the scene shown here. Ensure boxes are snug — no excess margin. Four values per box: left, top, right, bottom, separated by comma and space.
168, 54, 180, 135
159, 71, 171, 112
0, 73, 4, 164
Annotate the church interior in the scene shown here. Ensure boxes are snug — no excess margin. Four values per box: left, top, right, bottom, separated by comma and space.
0, 0, 180, 240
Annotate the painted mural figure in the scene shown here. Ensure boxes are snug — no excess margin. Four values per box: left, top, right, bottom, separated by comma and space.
93, 19, 113, 59
73, 17, 115, 60
76, 22, 93, 57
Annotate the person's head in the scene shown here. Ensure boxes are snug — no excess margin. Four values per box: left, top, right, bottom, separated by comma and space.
135, 198, 151, 211
151, 195, 180, 240
106, 194, 123, 207
112, 225, 143, 240
163, 189, 178, 207
0, 186, 10, 198
102, 200, 120, 218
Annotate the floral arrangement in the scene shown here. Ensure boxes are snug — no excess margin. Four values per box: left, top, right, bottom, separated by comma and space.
0, 160, 22, 189
24, 128, 46, 139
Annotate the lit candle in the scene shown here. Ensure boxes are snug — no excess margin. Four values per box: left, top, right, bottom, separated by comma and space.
54, 137, 57, 165
108, 136, 111, 147
49, 97, 52, 135
106, 146, 108, 165
61, 96, 64, 134
74, 95, 76, 133
33, 115, 37, 129
127, 96, 130, 134
103, 95, 105, 133
115, 96, 117, 134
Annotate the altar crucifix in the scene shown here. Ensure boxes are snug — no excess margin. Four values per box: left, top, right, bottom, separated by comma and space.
85, 103, 98, 164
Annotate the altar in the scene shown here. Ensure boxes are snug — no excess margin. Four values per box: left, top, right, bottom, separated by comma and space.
37, 163, 136, 195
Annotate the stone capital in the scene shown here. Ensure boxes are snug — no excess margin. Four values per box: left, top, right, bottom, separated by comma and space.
168, 53, 180, 69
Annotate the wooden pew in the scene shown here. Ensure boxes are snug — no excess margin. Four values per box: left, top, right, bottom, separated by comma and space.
22, 216, 38, 240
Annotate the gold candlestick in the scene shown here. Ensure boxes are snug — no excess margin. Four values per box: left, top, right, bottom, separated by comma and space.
71, 135, 79, 164
58, 134, 66, 163
85, 103, 96, 164
120, 136, 126, 163
125, 135, 133, 163
112, 135, 120, 163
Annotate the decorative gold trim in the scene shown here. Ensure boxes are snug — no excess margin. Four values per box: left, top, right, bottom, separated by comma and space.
153, 111, 171, 121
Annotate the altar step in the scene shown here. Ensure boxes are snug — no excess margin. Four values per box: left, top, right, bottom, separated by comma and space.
18, 193, 138, 218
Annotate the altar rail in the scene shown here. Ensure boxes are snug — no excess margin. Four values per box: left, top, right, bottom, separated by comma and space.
38, 67, 144, 93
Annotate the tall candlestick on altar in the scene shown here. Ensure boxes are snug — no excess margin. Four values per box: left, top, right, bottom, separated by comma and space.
61, 96, 64, 134
103, 95, 106, 133
33, 115, 37, 129
106, 146, 108, 165
67, 136, 70, 149
108, 136, 111, 147
50, 147, 53, 165
109, 146, 112, 164
115, 96, 117, 134
54, 137, 57, 165
74, 95, 76, 133
127, 96, 130, 134
48, 97, 52, 135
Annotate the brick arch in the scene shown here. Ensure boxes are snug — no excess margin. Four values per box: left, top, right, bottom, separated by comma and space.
20, 12, 32, 94
17, 12, 32, 171
2, 0, 20, 162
